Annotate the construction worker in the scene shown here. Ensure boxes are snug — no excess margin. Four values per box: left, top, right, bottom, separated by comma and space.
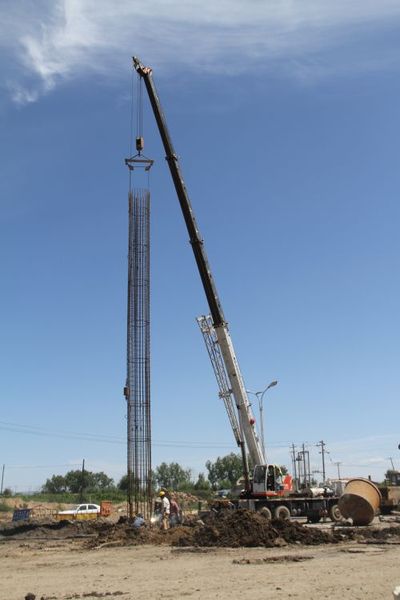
275, 466, 283, 490
133, 513, 145, 528
267, 465, 275, 491
159, 490, 170, 530
169, 497, 182, 526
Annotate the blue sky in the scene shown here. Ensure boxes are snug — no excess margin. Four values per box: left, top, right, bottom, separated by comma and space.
1, 1, 400, 491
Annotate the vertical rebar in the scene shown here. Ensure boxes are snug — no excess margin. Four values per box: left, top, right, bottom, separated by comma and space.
126, 187, 152, 520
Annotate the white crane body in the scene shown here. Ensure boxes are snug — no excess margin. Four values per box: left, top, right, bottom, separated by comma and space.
213, 322, 265, 466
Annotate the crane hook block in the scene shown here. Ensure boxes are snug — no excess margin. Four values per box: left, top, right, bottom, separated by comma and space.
136, 137, 144, 152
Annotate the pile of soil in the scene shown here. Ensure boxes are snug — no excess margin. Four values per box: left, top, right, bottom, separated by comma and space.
172, 491, 199, 505
0, 518, 112, 540
89, 522, 189, 548
3, 511, 400, 550
175, 509, 338, 548
334, 524, 400, 543
86, 510, 341, 548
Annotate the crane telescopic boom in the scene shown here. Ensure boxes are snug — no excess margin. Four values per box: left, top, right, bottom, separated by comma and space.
132, 57, 265, 476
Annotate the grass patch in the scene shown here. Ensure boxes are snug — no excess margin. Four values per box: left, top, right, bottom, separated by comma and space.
0, 502, 13, 512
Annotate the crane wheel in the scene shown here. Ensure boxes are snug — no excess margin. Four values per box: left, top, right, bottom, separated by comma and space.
258, 507, 272, 520
274, 505, 291, 520
329, 504, 342, 522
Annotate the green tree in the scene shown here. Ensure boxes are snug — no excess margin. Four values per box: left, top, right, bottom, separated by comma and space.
194, 473, 211, 491
154, 462, 192, 491
118, 471, 156, 492
206, 453, 243, 489
63, 470, 115, 493
42, 475, 67, 494
64, 470, 92, 493
91, 472, 114, 490
118, 474, 129, 491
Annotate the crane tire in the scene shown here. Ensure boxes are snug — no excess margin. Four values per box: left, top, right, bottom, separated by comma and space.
274, 505, 291, 520
329, 504, 342, 522
258, 507, 272, 520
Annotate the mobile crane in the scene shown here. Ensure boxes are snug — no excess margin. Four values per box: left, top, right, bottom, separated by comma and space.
133, 57, 341, 522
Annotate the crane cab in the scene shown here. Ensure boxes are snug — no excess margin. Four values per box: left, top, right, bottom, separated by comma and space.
252, 464, 292, 497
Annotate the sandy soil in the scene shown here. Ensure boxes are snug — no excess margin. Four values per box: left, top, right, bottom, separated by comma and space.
1, 536, 400, 600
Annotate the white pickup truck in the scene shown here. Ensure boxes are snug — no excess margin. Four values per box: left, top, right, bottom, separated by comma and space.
57, 503, 101, 521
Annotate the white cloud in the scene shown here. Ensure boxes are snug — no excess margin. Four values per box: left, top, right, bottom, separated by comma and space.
1, 0, 400, 104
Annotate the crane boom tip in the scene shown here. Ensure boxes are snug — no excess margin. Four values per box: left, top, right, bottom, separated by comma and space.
132, 56, 152, 76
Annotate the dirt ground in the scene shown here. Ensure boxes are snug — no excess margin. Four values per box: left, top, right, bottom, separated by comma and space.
2, 507, 400, 599
1, 534, 400, 600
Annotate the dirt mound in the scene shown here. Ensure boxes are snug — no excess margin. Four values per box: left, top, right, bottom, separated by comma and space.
4, 511, 400, 549
172, 491, 199, 505
175, 509, 338, 548
90, 523, 190, 548
333, 524, 400, 544
0, 518, 112, 539
0, 512, 342, 548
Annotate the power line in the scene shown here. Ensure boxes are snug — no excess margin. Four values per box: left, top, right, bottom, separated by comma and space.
0, 420, 302, 450
1, 421, 393, 467
5, 463, 82, 470
0, 420, 240, 449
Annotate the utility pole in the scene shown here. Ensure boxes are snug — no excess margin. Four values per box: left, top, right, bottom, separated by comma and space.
290, 444, 298, 489
334, 461, 342, 480
296, 453, 302, 485
389, 457, 395, 470
301, 443, 311, 486
0, 464, 4, 495
316, 440, 328, 483
79, 459, 85, 503
296, 444, 310, 487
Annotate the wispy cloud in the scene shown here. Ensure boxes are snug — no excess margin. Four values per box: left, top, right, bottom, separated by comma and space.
1, 0, 400, 104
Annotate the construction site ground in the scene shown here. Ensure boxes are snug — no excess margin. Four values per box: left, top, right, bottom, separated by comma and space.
2, 507, 400, 599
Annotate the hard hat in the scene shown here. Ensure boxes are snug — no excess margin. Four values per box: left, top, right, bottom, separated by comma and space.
159, 490, 165, 497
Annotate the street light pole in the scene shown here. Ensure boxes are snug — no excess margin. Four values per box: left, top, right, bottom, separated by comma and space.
247, 380, 278, 460
334, 461, 342, 480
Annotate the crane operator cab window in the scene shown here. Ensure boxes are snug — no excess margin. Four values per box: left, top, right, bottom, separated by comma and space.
253, 465, 283, 492
267, 465, 275, 490
253, 465, 276, 491
253, 465, 267, 485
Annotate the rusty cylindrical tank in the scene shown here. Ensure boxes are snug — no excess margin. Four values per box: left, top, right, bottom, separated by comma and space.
338, 478, 382, 525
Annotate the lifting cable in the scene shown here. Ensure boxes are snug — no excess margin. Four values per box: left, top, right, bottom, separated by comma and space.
136, 75, 143, 146
126, 71, 153, 189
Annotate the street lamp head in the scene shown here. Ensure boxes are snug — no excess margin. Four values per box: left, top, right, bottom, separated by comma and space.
267, 380, 278, 390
